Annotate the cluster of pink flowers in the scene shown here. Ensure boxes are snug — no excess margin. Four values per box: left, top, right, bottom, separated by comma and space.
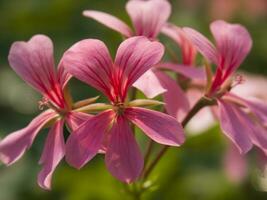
0, 0, 266, 191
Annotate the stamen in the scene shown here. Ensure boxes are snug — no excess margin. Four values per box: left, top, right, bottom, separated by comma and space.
232, 74, 245, 88
38, 97, 49, 110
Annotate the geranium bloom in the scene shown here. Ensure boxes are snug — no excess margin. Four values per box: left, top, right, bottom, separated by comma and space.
0, 35, 91, 190
61, 36, 185, 183
83, 0, 171, 39
184, 20, 267, 155
134, 23, 206, 121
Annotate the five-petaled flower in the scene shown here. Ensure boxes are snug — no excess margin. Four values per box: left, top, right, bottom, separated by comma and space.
83, 0, 171, 39
184, 20, 267, 156
62, 36, 185, 183
0, 35, 91, 190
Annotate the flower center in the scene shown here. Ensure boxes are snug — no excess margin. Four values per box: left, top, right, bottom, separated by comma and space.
112, 102, 125, 115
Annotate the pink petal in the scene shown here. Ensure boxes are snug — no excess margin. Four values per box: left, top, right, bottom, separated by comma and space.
57, 61, 72, 89
65, 110, 114, 169
83, 10, 132, 38
155, 71, 190, 121
126, 0, 171, 38
105, 116, 143, 183
233, 106, 267, 151
241, 98, 267, 126
183, 27, 218, 64
114, 36, 164, 98
125, 107, 185, 146
161, 23, 197, 65
0, 110, 56, 165
218, 100, 252, 154
161, 23, 182, 44
210, 20, 252, 74
158, 62, 206, 80
8, 35, 57, 95
225, 93, 267, 126
38, 119, 65, 190
133, 69, 166, 98
65, 111, 92, 131
62, 39, 114, 99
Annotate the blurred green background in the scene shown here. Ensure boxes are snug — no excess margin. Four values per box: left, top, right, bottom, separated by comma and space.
0, 0, 267, 199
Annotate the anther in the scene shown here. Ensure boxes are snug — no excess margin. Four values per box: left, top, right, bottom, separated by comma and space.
38, 97, 49, 110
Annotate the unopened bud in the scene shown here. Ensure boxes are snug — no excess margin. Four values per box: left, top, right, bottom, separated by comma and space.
73, 96, 100, 109
128, 99, 164, 108
75, 103, 112, 113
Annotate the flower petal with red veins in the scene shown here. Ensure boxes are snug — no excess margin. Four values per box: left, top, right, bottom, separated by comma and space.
65, 111, 92, 131
126, 0, 171, 38
125, 107, 185, 146
161, 24, 197, 65
0, 110, 56, 165
105, 116, 143, 183
158, 63, 206, 80
8, 35, 57, 95
65, 110, 114, 169
133, 69, 166, 98
38, 119, 65, 190
155, 71, 190, 121
62, 39, 114, 99
114, 36, 164, 97
210, 20, 252, 74
83, 10, 133, 38
218, 100, 253, 154
57, 61, 72, 89
183, 27, 218, 64
232, 106, 267, 150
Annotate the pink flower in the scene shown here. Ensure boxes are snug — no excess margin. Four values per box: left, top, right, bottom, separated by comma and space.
184, 20, 267, 156
83, 0, 171, 39
0, 35, 91, 190
183, 20, 252, 96
61, 36, 185, 183
134, 24, 206, 121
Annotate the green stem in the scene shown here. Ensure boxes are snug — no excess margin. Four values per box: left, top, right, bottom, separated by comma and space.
143, 140, 154, 167
142, 96, 215, 180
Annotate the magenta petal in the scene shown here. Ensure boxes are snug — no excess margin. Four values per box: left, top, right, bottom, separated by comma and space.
233, 106, 267, 151
38, 119, 65, 190
218, 100, 252, 154
125, 107, 185, 146
62, 39, 113, 98
243, 99, 267, 126
183, 27, 218, 64
65, 111, 92, 131
65, 110, 114, 169
161, 23, 182, 44
115, 36, 164, 91
83, 10, 132, 38
0, 110, 56, 165
210, 20, 252, 72
105, 116, 143, 183
161, 24, 197, 65
126, 0, 171, 38
133, 69, 166, 98
8, 35, 57, 94
158, 62, 206, 80
155, 71, 190, 121
57, 61, 72, 88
